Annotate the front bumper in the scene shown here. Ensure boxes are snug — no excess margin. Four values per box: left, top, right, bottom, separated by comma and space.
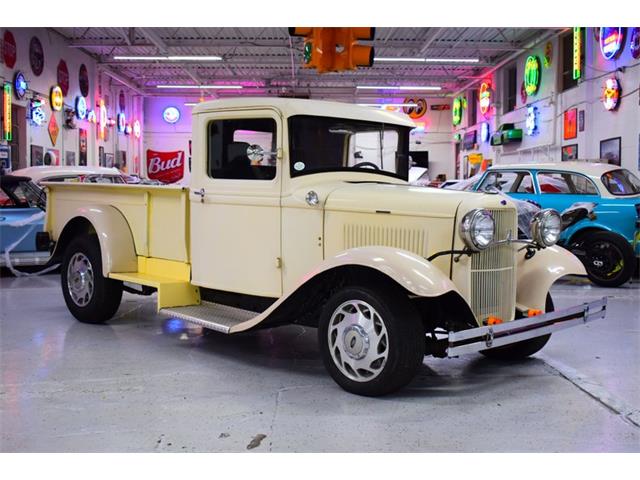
447, 297, 607, 357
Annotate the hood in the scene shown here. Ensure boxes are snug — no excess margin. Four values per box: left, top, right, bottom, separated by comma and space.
324, 182, 481, 218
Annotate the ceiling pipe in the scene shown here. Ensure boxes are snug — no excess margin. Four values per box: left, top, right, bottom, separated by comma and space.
100, 67, 146, 96
451, 28, 570, 97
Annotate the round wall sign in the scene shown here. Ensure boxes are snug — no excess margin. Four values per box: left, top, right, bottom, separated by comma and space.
50, 86, 64, 111
630, 28, 640, 59
29, 37, 45, 76
402, 98, 415, 116
14, 71, 28, 99
3, 30, 17, 69
524, 56, 541, 96
75, 96, 87, 120
600, 28, 624, 60
133, 120, 141, 139
162, 106, 181, 124
479, 81, 491, 116
602, 77, 621, 111
452, 97, 463, 126
78, 64, 89, 97
57, 60, 70, 96
117, 113, 126, 133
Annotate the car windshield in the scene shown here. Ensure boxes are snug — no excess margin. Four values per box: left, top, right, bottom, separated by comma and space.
288, 115, 410, 180
600, 169, 640, 196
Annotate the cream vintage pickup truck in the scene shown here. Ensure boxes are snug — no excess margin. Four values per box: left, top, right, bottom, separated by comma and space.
40, 98, 607, 396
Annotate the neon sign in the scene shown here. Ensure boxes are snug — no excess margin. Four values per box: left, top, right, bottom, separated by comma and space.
479, 82, 491, 116
162, 106, 180, 124
480, 122, 490, 143
117, 113, 126, 133
600, 28, 624, 60
14, 71, 28, 100
524, 56, 541, 96
133, 120, 141, 139
573, 28, 582, 80
87, 110, 97, 124
526, 106, 539, 136
125, 124, 133, 136
602, 77, 620, 111
3, 84, 12, 141
98, 99, 108, 140
452, 97, 463, 126
75, 96, 87, 120
29, 98, 46, 126
50, 86, 64, 111
631, 28, 640, 59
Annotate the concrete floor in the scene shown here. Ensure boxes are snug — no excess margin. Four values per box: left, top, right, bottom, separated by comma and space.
0, 273, 638, 452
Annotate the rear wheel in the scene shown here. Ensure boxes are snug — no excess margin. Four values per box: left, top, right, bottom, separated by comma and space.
61, 235, 123, 324
318, 285, 424, 396
481, 294, 554, 361
581, 231, 635, 287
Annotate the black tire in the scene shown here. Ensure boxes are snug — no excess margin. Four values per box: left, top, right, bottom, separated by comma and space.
581, 231, 635, 287
60, 235, 123, 324
481, 294, 554, 361
318, 284, 424, 396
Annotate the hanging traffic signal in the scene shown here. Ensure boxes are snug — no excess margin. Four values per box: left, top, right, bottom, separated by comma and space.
289, 27, 375, 73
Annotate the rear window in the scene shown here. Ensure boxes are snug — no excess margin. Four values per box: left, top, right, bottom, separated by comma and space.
600, 169, 640, 196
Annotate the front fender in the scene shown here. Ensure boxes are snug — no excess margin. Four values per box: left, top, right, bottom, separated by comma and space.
52, 204, 137, 275
516, 245, 586, 311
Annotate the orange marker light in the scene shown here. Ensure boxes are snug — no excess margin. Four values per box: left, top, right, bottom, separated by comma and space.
487, 316, 503, 325
528, 309, 543, 317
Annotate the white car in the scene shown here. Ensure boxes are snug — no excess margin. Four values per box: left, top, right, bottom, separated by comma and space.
12, 166, 125, 185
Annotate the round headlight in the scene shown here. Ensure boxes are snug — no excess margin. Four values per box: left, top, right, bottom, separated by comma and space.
530, 209, 562, 247
459, 209, 495, 251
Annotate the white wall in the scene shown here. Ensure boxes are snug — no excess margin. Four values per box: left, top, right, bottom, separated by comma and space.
455, 28, 640, 177
1, 28, 143, 172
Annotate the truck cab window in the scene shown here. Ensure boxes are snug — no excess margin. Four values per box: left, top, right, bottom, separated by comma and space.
208, 118, 277, 180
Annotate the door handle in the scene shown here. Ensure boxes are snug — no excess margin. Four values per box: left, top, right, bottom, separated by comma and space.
193, 188, 205, 203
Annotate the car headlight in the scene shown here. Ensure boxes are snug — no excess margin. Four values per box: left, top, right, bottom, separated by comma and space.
459, 209, 495, 251
530, 209, 562, 247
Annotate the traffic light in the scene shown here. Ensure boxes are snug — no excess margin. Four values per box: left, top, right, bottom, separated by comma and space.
289, 27, 375, 73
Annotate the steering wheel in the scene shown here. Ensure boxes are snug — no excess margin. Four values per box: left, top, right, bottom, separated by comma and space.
352, 161, 380, 170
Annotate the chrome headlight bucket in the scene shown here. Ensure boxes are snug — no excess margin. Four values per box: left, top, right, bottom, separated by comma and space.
459, 209, 495, 251
530, 208, 562, 247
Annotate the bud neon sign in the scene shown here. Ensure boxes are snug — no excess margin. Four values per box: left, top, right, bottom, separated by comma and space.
479, 82, 491, 116
524, 56, 541, 96
3, 83, 12, 141
573, 28, 582, 80
452, 97, 464, 126
526, 106, 539, 136
600, 28, 624, 60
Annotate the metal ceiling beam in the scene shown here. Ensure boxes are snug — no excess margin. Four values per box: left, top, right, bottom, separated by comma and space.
137, 28, 169, 54
418, 27, 444, 55
100, 67, 146, 96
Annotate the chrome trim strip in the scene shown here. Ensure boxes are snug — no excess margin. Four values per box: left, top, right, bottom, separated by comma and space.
446, 297, 607, 357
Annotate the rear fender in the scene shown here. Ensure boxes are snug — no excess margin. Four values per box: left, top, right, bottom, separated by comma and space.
52, 205, 137, 274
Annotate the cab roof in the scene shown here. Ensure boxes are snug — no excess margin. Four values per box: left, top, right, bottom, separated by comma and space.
192, 97, 416, 128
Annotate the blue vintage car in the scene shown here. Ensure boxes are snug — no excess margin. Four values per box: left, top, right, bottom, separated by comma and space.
475, 162, 640, 287
0, 175, 49, 268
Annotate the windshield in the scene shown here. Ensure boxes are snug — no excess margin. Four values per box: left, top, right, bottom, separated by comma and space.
600, 169, 640, 196
288, 115, 410, 180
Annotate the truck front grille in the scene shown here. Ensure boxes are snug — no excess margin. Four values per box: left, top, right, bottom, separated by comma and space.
469, 209, 517, 322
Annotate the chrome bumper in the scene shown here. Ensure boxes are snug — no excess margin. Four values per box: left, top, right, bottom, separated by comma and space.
447, 298, 607, 357
0, 251, 51, 267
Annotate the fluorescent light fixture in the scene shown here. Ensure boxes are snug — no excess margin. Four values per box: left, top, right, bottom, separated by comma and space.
356, 85, 442, 91
114, 55, 222, 61
184, 102, 198, 106
374, 57, 479, 63
357, 103, 418, 107
155, 85, 242, 89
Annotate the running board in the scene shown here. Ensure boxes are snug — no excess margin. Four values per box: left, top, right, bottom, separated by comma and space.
159, 301, 259, 334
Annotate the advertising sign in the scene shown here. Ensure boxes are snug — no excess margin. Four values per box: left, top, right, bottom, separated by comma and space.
3, 30, 17, 68
146, 149, 185, 184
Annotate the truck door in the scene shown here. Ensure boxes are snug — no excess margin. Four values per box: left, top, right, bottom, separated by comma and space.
190, 109, 282, 298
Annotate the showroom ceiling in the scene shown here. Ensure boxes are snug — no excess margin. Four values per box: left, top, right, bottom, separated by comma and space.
51, 27, 562, 101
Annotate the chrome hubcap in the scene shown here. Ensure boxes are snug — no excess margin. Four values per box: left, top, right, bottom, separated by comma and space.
328, 300, 389, 382
67, 252, 94, 307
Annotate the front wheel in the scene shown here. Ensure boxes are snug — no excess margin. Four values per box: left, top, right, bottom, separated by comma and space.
61, 235, 123, 324
480, 294, 554, 361
581, 231, 635, 287
318, 285, 425, 396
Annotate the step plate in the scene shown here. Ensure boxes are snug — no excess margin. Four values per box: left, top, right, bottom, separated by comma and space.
160, 301, 258, 334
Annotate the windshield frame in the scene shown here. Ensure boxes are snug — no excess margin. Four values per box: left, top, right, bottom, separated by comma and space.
287, 115, 411, 181
600, 168, 640, 196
